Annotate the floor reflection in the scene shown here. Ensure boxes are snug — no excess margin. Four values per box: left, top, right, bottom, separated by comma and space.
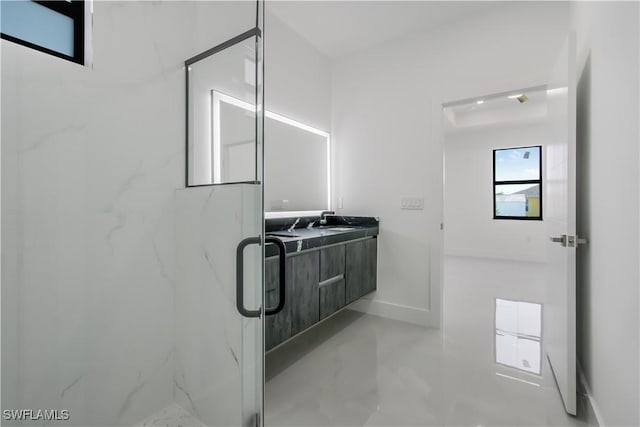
495, 298, 542, 375
265, 257, 586, 426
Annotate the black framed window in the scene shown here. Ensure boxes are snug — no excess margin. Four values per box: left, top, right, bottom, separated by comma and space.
1, 0, 85, 65
493, 146, 542, 220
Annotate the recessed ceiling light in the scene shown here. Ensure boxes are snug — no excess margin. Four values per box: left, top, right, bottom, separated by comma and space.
476, 100, 484, 105
547, 87, 568, 95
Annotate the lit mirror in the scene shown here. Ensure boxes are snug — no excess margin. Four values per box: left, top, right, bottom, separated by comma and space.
264, 113, 330, 216
213, 91, 258, 183
207, 92, 330, 215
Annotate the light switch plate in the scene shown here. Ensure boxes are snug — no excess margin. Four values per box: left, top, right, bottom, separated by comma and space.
401, 196, 424, 210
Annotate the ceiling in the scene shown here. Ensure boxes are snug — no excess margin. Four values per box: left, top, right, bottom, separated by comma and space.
266, 1, 499, 59
443, 86, 552, 131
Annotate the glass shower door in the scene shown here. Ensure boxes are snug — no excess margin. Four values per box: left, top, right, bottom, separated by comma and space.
177, 3, 266, 426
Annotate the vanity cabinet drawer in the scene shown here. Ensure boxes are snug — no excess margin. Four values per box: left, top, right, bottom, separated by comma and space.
319, 275, 345, 320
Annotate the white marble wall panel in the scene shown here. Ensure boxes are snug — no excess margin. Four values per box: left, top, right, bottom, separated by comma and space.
2, 1, 258, 426
175, 185, 262, 427
1, 38, 21, 419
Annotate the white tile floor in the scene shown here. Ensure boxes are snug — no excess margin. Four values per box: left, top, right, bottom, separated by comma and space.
134, 403, 206, 427
265, 256, 590, 426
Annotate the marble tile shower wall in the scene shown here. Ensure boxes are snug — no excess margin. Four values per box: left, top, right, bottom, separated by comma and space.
175, 185, 260, 427
1, 2, 257, 425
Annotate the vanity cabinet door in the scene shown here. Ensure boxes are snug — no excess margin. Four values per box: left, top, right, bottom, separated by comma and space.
265, 257, 292, 351
345, 238, 377, 304
290, 251, 320, 336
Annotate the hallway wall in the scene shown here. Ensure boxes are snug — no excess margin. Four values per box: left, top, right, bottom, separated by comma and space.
571, 2, 640, 425
444, 122, 548, 263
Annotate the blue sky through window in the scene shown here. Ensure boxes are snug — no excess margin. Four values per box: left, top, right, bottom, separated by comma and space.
1, 0, 75, 57
495, 147, 540, 194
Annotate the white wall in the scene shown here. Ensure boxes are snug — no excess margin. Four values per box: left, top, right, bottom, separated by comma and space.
264, 12, 332, 214
265, 12, 331, 132
571, 2, 640, 425
444, 122, 548, 263
332, 2, 570, 326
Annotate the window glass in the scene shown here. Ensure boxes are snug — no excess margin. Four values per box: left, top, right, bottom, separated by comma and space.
493, 146, 542, 220
494, 146, 541, 181
1, 0, 75, 57
495, 184, 541, 218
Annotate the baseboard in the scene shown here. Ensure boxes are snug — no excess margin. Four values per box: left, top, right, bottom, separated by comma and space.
347, 297, 436, 327
577, 360, 604, 426
445, 247, 546, 263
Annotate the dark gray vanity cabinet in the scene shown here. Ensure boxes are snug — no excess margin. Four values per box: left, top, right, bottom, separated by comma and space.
265, 252, 319, 351
319, 245, 346, 320
345, 238, 378, 304
265, 236, 377, 351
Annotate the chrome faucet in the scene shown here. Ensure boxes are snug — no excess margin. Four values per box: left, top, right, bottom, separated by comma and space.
319, 211, 335, 226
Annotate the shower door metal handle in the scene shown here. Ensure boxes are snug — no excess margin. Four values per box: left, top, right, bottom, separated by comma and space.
236, 236, 262, 318
236, 236, 287, 318
264, 236, 286, 316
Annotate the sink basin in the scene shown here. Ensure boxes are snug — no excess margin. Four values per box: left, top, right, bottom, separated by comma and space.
267, 232, 301, 238
325, 227, 357, 232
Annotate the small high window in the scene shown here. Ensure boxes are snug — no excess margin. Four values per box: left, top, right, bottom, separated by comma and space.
1, 0, 85, 65
493, 146, 542, 220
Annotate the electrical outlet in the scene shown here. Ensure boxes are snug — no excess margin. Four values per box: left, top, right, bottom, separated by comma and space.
401, 196, 424, 210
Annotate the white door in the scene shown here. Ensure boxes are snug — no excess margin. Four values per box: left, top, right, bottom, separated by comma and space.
545, 34, 580, 415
